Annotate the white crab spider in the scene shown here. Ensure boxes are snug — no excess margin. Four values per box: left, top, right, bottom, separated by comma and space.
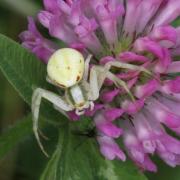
32, 48, 151, 156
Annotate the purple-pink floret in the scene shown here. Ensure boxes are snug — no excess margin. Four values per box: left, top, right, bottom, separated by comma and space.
20, 0, 180, 172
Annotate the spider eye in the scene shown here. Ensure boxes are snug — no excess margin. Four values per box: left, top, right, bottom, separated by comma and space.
47, 48, 85, 88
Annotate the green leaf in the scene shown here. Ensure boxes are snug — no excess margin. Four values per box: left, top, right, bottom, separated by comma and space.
0, 113, 55, 161
0, 114, 32, 159
0, 34, 67, 124
0, 33, 67, 160
0, 34, 47, 105
41, 124, 147, 180
146, 158, 180, 180
13, 125, 59, 180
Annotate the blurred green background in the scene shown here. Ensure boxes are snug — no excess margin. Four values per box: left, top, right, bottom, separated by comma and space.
0, 1, 48, 180
0, 1, 179, 180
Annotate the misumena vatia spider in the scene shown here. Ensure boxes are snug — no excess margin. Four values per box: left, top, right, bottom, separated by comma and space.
32, 48, 150, 156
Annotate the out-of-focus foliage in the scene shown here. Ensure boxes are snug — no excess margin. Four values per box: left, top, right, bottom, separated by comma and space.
0, 1, 43, 179
172, 17, 180, 27
0, 0, 41, 16
0, 115, 32, 159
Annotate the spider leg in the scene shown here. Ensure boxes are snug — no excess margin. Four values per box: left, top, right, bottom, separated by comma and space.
32, 88, 73, 157
105, 71, 135, 101
83, 54, 93, 81
38, 129, 49, 140
105, 61, 152, 75
88, 66, 103, 101
53, 105, 70, 118
88, 66, 134, 101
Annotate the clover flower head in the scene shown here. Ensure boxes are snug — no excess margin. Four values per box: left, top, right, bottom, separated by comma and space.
20, 0, 180, 172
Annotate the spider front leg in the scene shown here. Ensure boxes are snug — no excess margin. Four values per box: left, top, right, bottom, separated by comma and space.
83, 54, 93, 81
88, 66, 134, 101
105, 61, 152, 75
32, 88, 73, 156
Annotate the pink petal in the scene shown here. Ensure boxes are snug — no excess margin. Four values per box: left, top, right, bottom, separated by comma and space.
121, 99, 145, 115
100, 89, 120, 103
97, 136, 126, 161
150, 26, 177, 48
104, 108, 124, 121
134, 79, 159, 99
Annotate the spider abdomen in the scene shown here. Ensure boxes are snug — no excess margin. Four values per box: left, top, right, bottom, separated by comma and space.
47, 48, 85, 88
